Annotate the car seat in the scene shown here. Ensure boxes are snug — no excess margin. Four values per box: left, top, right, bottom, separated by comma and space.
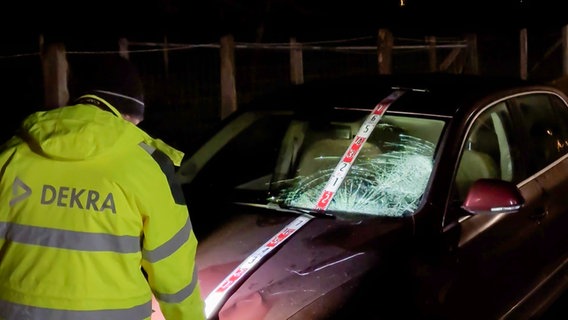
455, 123, 500, 200
455, 149, 499, 200
296, 138, 382, 177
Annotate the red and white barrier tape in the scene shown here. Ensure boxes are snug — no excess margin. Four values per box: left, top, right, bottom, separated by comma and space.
314, 90, 405, 210
203, 90, 405, 318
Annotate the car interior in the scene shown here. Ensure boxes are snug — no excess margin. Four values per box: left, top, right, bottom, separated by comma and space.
455, 104, 512, 201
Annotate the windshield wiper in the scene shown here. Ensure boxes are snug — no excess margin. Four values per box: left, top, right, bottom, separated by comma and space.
234, 201, 335, 218
273, 202, 336, 218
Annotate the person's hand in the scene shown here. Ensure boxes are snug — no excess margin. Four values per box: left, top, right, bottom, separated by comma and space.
152, 294, 166, 320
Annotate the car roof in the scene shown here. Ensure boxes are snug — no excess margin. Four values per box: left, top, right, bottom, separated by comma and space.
243, 73, 544, 117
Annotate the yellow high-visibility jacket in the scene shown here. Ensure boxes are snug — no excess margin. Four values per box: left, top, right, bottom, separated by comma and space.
0, 100, 205, 320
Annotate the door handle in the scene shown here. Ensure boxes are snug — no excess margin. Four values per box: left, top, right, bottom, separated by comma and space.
529, 209, 548, 221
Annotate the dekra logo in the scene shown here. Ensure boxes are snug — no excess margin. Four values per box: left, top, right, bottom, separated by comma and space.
11, 177, 116, 214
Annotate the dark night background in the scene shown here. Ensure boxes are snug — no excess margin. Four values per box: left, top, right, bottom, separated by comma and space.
2, 0, 568, 153
4, 0, 568, 43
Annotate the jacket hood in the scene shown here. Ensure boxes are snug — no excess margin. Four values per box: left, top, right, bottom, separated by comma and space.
21, 104, 141, 161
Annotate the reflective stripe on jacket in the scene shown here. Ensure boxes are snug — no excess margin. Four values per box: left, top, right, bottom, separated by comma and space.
0, 103, 205, 320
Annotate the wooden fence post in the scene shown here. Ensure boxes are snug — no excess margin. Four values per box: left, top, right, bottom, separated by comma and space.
290, 37, 304, 84
520, 28, 528, 80
41, 40, 68, 109
220, 34, 237, 119
426, 36, 437, 72
163, 35, 170, 80
562, 24, 568, 77
465, 34, 479, 74
118, 38, 130, 60
377, 29, 393, 74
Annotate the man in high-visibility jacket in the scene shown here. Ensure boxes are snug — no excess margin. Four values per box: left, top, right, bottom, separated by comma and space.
0, 55, 205, 319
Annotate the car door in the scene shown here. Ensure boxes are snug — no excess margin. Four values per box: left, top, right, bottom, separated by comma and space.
439, 99, 547, 319
508, 92, 568, 310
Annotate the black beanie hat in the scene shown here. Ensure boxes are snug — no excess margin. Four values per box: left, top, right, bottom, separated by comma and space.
71, 55, 145, 119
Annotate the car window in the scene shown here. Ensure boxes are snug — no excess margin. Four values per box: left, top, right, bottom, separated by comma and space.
179, 108, 447, 218
454, 102, 515, 201
515, 93, 568, 175
271, 114, 446, 217
178, 111, 293, 193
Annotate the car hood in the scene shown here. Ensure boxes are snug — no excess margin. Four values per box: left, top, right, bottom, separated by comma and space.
196, 206, 414, 320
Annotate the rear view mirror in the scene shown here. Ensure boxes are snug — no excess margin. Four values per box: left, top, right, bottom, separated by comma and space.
462, 178, 525, 215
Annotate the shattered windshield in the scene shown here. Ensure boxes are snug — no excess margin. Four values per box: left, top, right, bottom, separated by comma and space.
179, 107, 446, 219
268, 113, 445, 217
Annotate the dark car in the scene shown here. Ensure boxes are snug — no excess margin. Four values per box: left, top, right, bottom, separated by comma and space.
177, 73, 568, 320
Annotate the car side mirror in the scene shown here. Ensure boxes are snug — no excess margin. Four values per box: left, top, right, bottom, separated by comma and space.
461, 178, 525, 215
